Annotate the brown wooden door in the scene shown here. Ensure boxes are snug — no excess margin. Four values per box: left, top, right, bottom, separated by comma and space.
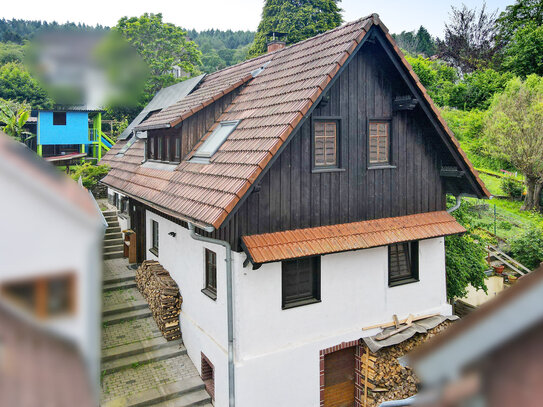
324, 347, 355, 407
129, 199, 146, 263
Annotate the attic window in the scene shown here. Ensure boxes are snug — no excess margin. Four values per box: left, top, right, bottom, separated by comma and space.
116, 135, 137, 156
192, 120, 240, 160
53, 112, 66, 125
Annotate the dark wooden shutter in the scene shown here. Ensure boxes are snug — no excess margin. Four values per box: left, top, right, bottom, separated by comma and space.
389, 241, 419, 284
282, 257, 320, 307
369, 121, 389, 164
314, 121, 337, 167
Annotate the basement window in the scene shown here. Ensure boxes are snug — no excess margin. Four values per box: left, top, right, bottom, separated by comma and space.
192, 120, 240, 161
282, 256, 321, 309
53, 112, 67, 125
388, 241, 419, 286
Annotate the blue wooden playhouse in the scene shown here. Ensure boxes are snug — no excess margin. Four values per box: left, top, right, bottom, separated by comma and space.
36, 109, 113, 161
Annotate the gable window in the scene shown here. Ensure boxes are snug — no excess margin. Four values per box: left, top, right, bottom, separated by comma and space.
388, 241, 419, 286
192, 120, 240, 162
314, 119, 338, 168
202, 248, 217, 300
369, 120, 390, 165
53, 112, 67, 126
1, 274, 75, 319
174, 137, 181, 161
150, 220, 159, 256
282, 256, 321, 309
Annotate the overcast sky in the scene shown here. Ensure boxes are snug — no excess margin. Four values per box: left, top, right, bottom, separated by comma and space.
2, 0, 513, 37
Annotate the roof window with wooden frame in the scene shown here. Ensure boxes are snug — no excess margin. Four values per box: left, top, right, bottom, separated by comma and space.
202, 248, 217, 300
1, 273, 76, 319
191, 120, 240, 163
388, 241, 419, 286
368, 120, 392, 167
282, 256, 321, 309
313, 118, 340, 170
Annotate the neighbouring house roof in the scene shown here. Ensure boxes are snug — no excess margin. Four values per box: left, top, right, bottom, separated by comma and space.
0, 133, 101, 221
101, 14, 489, 230
119, 74, 206, 140
0, 302, 95, 407
407, 265, 543, 386
241, 211, 465, 264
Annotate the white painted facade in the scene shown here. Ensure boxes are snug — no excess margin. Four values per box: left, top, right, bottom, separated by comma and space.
0, 161, 104, 393
141, 209, 451, 407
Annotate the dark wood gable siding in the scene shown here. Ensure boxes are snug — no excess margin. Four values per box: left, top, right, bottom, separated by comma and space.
148, 88, 241, 160
214, 42, 446, 251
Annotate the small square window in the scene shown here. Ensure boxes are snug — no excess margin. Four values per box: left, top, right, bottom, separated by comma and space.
282, 257, 321, 309
388, 241, 419, 286
369, 121, 390, 165
203, 249, 217, 299
150, 220, 159, 256
314, 120, 338, 168
53, 112, 67, 126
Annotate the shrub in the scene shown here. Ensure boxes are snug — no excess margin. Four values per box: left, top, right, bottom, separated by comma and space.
500, 177, 523, 199
70, 163, 110, 189
508, 228, 543, 270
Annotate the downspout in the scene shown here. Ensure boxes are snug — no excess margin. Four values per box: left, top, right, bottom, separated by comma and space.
188, 222, 235, 407
447, 193, 467, 214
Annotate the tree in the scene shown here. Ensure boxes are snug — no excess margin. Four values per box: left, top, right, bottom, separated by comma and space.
437, 3, 500, 73
406, 55, 457, 106
415, 26, 436, 56
484, 75, 543, 211
501, 22, 543, 77
495, 0, 543, 46
248, 0, 343, 57
509, 228, 543, 270
0, 62, 52, 109
114, 13, 202, 95
0, 98, 33, 142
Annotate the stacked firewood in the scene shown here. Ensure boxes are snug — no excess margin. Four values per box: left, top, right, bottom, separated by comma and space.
135, 260, 182, 341
362, 321, 453, 407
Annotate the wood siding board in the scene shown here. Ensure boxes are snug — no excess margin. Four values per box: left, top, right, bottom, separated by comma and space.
280, 143, 291, 229
348, 52, 358, 220
300, 123, 311, 228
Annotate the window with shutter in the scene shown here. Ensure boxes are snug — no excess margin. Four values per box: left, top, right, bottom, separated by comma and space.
203, 248, 217, 299
314, 120, 338, 168
388, 241, 419, 286
369, 121, 390, 165
282, 257, 321, 309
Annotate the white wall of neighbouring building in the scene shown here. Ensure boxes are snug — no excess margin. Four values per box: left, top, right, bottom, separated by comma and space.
142, 209, 450, 407
0, 165, 104, 393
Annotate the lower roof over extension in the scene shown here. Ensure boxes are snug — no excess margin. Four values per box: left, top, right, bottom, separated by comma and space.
241, 211, 465, 265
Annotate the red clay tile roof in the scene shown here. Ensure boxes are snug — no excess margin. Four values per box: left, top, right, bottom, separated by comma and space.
241, 211, 465, 264
101, 14, 488, 229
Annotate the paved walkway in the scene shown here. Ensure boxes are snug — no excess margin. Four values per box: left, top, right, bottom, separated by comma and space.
100, 258, 211, 406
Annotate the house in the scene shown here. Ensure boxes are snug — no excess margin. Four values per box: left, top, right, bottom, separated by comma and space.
405, 265, 543, 407
34, 108, 114, 162
0, 133, 105, 395
100, 14, 489, 407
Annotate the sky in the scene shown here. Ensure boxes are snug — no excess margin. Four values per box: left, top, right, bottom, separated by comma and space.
1, 0, 513, 37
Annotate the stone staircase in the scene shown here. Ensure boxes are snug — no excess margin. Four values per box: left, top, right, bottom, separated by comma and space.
101, 259, 211, 407
103, 209, 124, 260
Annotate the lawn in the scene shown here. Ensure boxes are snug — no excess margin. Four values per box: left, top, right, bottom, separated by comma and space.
478, 173, 504, 196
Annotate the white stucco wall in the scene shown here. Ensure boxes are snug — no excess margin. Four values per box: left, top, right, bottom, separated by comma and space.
141, 210, 450, 407
0, 167, 103, 392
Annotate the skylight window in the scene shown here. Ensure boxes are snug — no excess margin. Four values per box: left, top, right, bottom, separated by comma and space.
193, 120, 240, 160
116, 134, 138, 156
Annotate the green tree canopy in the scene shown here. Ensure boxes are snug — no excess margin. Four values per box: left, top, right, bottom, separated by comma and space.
495, 0, 543, 46
406, 55, 457, 106
114, 13, 202, 95
501, 22, 543, 77
0, 98, 33, 142
484, 75, 543, 211
248, 0, 343, 57
0, 62, 52, 108
393, 26, 436, 57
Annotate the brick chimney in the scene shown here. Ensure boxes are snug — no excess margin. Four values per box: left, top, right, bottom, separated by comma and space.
267, 32, 286, 53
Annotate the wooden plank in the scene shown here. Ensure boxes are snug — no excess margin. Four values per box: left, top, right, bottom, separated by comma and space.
362, 312, 440, 330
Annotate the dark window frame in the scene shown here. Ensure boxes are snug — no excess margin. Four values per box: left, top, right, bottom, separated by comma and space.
202, 248, 217, 300
388, 241, 419, 287
150, 219, 159, 256
174, 136, 181, 161
312, 117, 343, 172
53, 112, 67, 126
367, 118, 393, 168
282, 256, 321, 309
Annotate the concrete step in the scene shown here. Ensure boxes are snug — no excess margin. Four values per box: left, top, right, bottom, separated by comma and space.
104, 251, 124, 260
104, 244, 125, 254
101, 337, 183, 364
101, 342, 187, 375
107, 220, 120, 227
103, 280, 137, 292
104, 237, 124, 246
102, 210, 117, 217
103, 273, 135, 285
106, 226, 122, 234
102, 377, 209, 407
149, 390, 211, 407
102, 308, 152, 326
102, 299, 147, 317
